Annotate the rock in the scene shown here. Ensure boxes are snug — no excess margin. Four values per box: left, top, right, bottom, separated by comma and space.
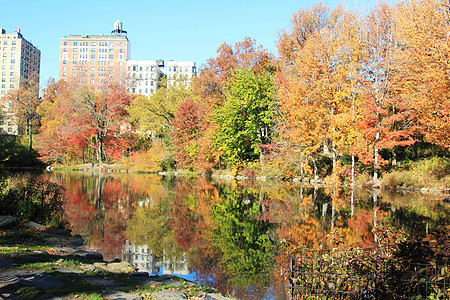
131, 271, 149, 277
23, 221, 45, 230
0, 216, 18, 229
54, 266, 83, 274
94, 261, 137, 274
152, 290, 187, 300
85, 277, 117, 287
79, 264, 100, 273
443, 197, 450, 203
0, 257, 13, 269
19, 271, 64, 290
204, 293, 235, 300
74, 250, 103, 260
0, 273, 20, 288
102, 291, 143, 300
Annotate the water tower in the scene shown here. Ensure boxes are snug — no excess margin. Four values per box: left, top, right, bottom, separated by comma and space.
111, 20, 127, 36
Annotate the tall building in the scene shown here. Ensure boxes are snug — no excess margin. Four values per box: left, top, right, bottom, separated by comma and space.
126, 60, 163, 98
0, 28, 41, 134
59, 21, 130, 90
163, 60, 196, 86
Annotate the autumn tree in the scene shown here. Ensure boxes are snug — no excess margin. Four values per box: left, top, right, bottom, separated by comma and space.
2, 80, 41, 150
171, 97, 210, 171
214, 68, 276, 165
128, 76, 192, 140
193, 37, 274, 109
351, 2, 423, 182
38, 80, 132, 164
392, 0, 450, 150
277, 4, 366, 181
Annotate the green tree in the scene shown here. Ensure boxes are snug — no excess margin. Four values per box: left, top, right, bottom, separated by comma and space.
129, 77, 193, 139
214, 68, 276, 165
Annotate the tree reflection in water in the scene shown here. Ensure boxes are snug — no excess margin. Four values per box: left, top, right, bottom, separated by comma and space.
45, 172, 449, 299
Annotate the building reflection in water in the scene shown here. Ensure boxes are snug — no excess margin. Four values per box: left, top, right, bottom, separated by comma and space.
122, 240, 190, 276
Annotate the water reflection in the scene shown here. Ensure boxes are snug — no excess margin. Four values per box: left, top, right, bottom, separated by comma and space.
44, 171, 449, 300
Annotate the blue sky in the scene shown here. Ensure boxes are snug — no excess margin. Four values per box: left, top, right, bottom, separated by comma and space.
0, 0, 367, 90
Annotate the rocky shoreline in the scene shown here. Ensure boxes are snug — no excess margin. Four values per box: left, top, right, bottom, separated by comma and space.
0, 216, 235, 300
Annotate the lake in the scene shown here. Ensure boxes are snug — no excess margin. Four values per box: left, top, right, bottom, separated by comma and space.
43, 171, 449, 299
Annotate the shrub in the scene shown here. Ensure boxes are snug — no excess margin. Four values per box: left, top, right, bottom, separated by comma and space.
0, 174, 66, 226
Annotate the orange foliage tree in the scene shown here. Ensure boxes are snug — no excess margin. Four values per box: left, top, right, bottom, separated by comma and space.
392, 0, 450, 149
277, 4, 366, 179
38, 80, 133, 164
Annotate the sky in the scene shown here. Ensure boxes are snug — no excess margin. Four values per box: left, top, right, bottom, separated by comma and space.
0, 0, 371, 90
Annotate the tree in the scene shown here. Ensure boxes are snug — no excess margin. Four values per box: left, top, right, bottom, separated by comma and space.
392, 0, 450, 149
214, 68, 276, 164
2, 80, 41, 150
38, 80, 132, 164
171, 97, 210, 171
128, 77, 192, 139
277, 5, 366, 181
357, 3, 418, 180
193, 37, 274, 109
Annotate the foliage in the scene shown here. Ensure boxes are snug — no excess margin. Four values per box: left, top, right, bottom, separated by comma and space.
392, 0, 450, 149
0, 135, 45, 169
128, 77, 192, 138
214, 68, 276, 165
171, 97, 215, 172
38, 80, 133, 164
1, 80, 41, 150
125, 141, 169, 173
381, 157, 450, 188
211, 185, 276, 287
0, 173, 66, 226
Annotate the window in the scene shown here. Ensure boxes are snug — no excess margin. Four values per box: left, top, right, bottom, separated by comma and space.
91, 49, 95, 52
10, 59, 15, 64
74, 42, 78, 46
1, 84, 5, 88
73, 48, 78, 52
92, 42, 96, 46
11, 47, 15, 51
109, 55, 113, 59
63, 60, 66, 64
64, 42, 67, 46
10, 72, 14, 76
91, 55, 95, 59
9, 84, 14, 88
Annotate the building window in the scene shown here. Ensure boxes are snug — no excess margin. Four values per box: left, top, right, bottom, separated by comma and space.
10, 72, 14, 76
9, 84, 14, 88
64, 42, 67, 46
63, 60, 66, 64
74, 42, 78, 46
109, 55, 113, 59
91, 55, 95, 59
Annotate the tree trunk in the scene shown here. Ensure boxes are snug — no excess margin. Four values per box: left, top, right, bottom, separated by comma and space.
97, 133, 103, 165
28, 123, 33, 151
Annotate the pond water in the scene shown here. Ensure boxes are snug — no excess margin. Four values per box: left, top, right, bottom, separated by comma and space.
43, 171, 449, 299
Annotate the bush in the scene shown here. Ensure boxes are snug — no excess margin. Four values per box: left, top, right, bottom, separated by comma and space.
382, 157, 450, 188
0, 174, 66, 227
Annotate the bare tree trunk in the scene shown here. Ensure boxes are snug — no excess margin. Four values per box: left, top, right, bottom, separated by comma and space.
97, 133, 103, 165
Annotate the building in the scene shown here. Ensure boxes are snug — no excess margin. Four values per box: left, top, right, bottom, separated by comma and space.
0, 28, 41, 134
163, 60, 196, 86
126, 60, 163, 98
59, 20, 130, 90
126, 60, 197, 98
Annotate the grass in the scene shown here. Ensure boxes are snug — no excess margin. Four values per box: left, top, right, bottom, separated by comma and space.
382, 157, 450, 189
